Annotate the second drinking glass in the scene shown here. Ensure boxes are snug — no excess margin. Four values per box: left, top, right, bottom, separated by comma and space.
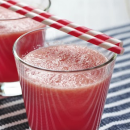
0, 0, 51, 96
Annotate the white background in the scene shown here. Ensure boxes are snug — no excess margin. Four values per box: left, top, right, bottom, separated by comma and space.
50, 0, 130, 30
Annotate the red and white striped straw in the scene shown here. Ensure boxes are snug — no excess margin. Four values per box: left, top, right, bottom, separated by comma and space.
6, 0, 123, 47
0, 0, 124, 54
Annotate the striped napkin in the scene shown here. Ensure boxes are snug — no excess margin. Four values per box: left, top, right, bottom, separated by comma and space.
0, 23, 130, 130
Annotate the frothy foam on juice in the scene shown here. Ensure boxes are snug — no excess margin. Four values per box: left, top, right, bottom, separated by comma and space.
23, 45, 107, 89
23, 45, 107, 70
0, 7, 43, 34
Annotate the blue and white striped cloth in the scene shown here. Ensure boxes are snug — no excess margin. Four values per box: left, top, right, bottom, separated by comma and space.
0, 23, 130, 130
100, 24, 130, 130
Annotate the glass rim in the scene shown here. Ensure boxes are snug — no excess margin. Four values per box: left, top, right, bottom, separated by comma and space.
0, 0, 51, 21
13, 27, 117, 73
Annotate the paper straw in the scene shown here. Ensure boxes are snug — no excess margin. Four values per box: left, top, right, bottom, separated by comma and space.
6, 0, 123, 47
0, 0, 124, 54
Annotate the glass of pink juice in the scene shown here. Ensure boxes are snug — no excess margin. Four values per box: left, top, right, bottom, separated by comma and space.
0, 0, 51, 96
13, 27, 116, 130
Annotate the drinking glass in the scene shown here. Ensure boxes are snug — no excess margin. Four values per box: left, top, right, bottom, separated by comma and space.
0, 0, 51, 96
13, 27, 116, 130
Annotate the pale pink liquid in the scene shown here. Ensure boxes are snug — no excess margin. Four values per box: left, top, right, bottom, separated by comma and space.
21, 45, 113, 130
0, 7, 45, 82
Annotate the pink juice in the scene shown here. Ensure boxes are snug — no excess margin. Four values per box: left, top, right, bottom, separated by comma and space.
0, 7, 45, 82
21, 45, 114, 130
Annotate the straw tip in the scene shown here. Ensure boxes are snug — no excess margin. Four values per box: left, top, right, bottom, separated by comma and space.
119, 48, 125, 55
119, 41, 123, 47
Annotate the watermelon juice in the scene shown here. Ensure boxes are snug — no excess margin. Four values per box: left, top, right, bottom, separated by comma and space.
14, 43, 116, 130
0, 7, 45, 82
